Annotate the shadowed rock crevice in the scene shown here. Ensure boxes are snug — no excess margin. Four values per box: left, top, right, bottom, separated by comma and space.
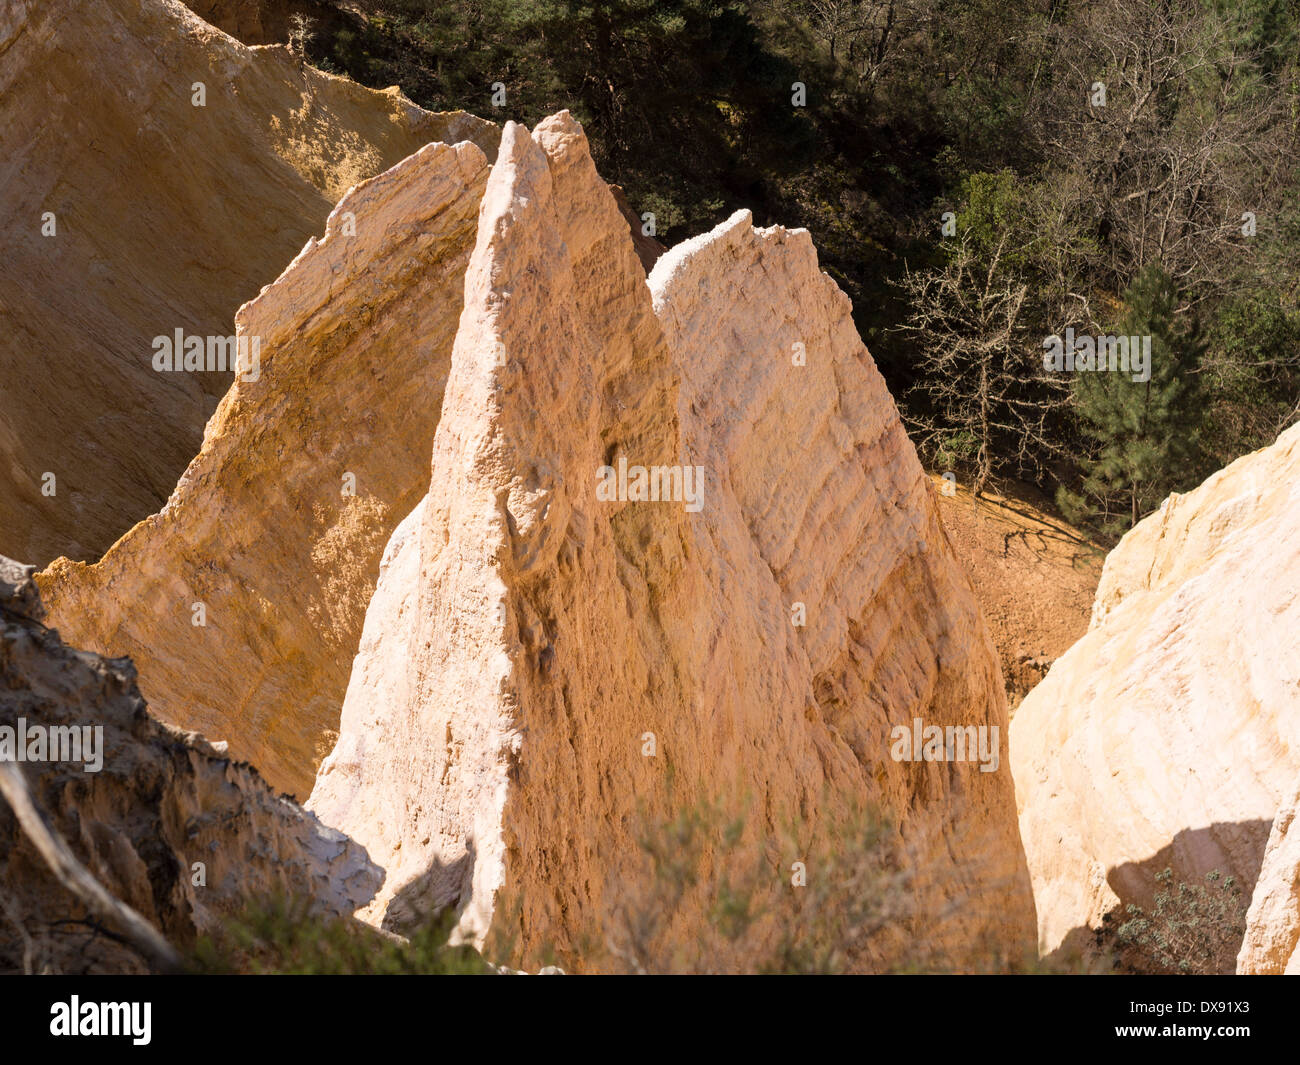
382, 841, 477, 939
1048, 819, 1272, 973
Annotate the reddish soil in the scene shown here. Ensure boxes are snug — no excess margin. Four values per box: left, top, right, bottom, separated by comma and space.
930, 474, 1107, 712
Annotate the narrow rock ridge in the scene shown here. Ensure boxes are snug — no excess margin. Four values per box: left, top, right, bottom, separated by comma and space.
1238, 782, 1300, 974
0, 0, 497, 565
40, 138, 492, 799
0, 555, 380, 975
1012, 421, 1300, 958
310, 112, 1036, 970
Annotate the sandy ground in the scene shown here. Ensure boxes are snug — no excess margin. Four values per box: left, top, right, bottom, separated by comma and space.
930, 475, 1106, 712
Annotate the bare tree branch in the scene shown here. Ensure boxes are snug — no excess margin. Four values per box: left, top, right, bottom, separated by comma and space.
0, 760, 184, 974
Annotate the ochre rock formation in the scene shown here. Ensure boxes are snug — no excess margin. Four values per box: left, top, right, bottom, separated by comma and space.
0, 0, 495, 565
1237, 783, 1300, 974
310, 113, 1035, 971
1012, 422, 1300, 957
0, 556, 379, 974
39, 138, 492, 799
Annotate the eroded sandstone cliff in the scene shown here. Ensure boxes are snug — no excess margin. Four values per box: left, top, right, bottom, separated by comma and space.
309, 113, 1036, 971
40, 137, 493, 799
0, 0, 495, 565
1012, 421, 1300, 960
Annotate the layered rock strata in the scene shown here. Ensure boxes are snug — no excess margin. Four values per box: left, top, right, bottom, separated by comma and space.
0, 0, 494, 564
40, 137, 492, 798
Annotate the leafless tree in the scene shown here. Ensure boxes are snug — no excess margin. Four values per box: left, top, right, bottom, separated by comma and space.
800, 0, 936, 92
1027, 0, 1300, 306
896, 181, 1089, 496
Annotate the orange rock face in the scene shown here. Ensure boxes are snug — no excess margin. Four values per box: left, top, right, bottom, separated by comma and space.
14, 2, 1038, 970
39, 137, 492, 800
0, 0, 494, 565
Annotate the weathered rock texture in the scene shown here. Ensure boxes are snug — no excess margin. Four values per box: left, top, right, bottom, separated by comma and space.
182, 0, 322, 44
310, 113, 1035, 971
0, 0, 495, 565
0, 556, 379, 975
1012, 421, 1300, 957
1237, 783, 1300, 974
39, 137, 493, 799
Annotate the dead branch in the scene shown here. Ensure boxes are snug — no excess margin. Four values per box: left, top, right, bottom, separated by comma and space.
0, 760, 184, 974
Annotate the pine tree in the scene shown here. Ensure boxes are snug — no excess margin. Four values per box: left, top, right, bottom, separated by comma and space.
1058, 264, 1206, 536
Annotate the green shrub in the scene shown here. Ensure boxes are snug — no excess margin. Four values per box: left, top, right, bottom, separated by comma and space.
1115, 868, 1248, 975
189, 896, 493, 975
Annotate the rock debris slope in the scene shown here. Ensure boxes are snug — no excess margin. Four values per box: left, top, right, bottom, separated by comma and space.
310, 113, 1035, 970
1011, 421, 1300, 958
0, 556, 379, 975
39, 137, 492, 800
0, 0, 495, 565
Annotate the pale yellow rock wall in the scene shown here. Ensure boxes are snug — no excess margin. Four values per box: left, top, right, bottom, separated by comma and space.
1012, 422, 1300, 957
1238, 784, 1300, 974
